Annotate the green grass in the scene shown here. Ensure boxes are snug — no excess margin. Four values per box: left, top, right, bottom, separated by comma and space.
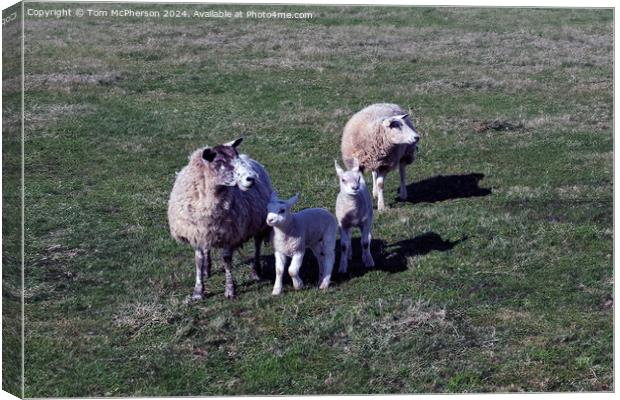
8, 3, 613, 396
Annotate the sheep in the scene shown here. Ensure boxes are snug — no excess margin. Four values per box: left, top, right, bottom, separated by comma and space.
341, 103, 421, 210
167, 138, 273, 300
266, 192, 337, 295
335, 158, 374, 274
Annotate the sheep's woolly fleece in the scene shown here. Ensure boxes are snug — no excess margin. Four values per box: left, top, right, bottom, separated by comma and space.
167, 148, 272, 251
341, 103, 416, 172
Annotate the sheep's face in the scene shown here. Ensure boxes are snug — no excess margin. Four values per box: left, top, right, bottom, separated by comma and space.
266, 192, 298, 227
235, 155, 259, 191
335, 160, 363, 196
382, 114, 420, 145
202, 138, 251, 188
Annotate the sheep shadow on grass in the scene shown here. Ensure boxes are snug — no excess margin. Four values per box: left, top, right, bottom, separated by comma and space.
401, 173, 491, 204
256, 231, 466, 288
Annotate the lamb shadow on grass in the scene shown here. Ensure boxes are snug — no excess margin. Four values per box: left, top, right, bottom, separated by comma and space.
402, 173, 491, 204
257, 232, 466, 288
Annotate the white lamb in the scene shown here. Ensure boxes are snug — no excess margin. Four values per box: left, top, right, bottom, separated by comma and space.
266, 192, 337, 295
335, 158, 374, 273
167, 138, 272, 300
341, 103, 421, 210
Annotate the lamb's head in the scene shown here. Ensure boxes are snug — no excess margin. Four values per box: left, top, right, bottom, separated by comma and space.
381, 113, 420, 145
201, 138, 257, 189
335, 159, 364, 196
266, 191, 298, 227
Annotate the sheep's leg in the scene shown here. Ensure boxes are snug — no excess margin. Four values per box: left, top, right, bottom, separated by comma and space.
192, 249, 206, 300
222, 248, 236, 299
288, 253, 305, 290
250, 236, 262, 281
398, 162, 408, 201
203, 249, 211, 278
338, 227, 350, 274
361, 223, 375, 268
372, 171, 378, 199
272, 251, 287, 296
347, 239, 353, 261
376, 172, 386, 210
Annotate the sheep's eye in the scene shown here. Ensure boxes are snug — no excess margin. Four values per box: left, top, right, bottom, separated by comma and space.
278, 209, 285, 214
389, 120, 401, 129
341, 178, 345, 183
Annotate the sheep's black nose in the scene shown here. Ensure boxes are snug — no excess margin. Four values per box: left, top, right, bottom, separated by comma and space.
246, 176, 255, 184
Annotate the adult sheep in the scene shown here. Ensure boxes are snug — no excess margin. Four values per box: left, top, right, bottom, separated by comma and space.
168, 138, 272, 300
341, 103, 421, 210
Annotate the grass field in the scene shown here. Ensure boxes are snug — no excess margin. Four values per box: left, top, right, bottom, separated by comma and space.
7, 3, 613, 396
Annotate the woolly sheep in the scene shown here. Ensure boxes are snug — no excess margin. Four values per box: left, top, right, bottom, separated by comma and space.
266, 192, 337, 295
341, 103, 420, 210
167, 138, 273, 300
335, 158, 374, 273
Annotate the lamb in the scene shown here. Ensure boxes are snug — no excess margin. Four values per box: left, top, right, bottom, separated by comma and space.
341, 103, 421, 210
266, 192, 337, 295
335, 158, 374, 274
167, 138, 273, 300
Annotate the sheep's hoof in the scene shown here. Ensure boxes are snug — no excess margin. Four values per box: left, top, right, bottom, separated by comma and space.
364, 257, 375, 268
191, 291, 204, 301
249, 269, 261, 281
224, 288, 235, 299
319, 281, 331, 290
272, 287, 283, 296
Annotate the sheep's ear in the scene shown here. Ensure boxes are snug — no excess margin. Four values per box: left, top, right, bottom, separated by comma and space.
270, 191, 279, 202
224, 137, 243, 148
351, 158, 360, 172
334, 160, 344, 177
288, 192, 299, 206
202, 147, 216, 162
397, 113, 409, 120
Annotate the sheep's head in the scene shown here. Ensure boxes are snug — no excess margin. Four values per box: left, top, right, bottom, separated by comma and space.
235, 154, 259, 191
201, 138, 257, 189
266, 191, 298, 227
381, 113, 420, 145
335, 159, 364, 196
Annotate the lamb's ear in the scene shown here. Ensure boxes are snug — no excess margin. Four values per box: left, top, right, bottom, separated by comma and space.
351, 158, 360, 173
288, 192, 300, 206
397, 113, 409, 120
224, 137, 243, 148
270, 191, 279, 202
334, 160, 344, 177
202, 147, 216, 162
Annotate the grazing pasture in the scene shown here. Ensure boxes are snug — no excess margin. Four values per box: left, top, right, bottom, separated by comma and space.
13, 4, 612, 396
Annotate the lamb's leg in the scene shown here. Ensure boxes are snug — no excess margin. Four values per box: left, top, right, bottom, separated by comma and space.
250, 236, 262, 281
288, 253, 304, 290
319, 248, 334, 289
372, 171, 378, 199
361, 222, 375, 268
192, 249, 206, 300
338, 227, 350, 274
398, 162, 408, 201
311, 245, 324, 284
222, 248, 236, 299
376, 172, 386, 210
272, 251, 287, 296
